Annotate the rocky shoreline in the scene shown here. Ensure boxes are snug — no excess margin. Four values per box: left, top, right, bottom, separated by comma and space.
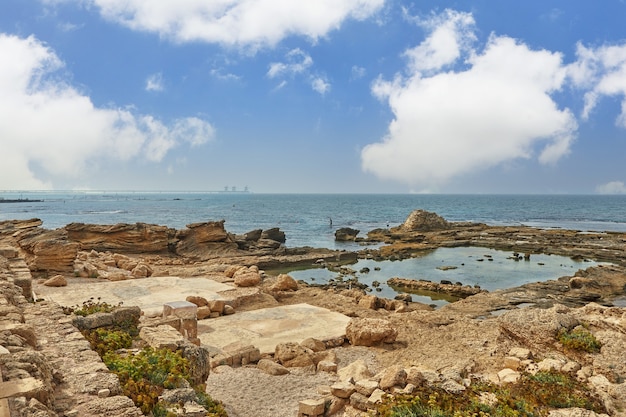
0, 210, 624, 416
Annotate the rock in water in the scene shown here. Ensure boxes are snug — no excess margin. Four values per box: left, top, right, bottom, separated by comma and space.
402, 209, 450, 232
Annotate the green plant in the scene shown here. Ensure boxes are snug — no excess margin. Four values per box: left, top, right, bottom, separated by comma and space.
372, 371, 605, 417
84, 328, 133, 356
103, 347, 190, 413
557, 327, 602, 353
63, 297, 122, 316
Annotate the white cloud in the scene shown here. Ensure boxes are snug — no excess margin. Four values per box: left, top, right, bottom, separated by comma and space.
311, 77, 331, 95
48, 0, 385, 50
362, 10, 576, 187
0, 33, 215, 189
403, 9, 476, 73
596, 181, 626, 194
145, 72, 164, 92
569, 42, 626, 128
267, 49, 313, 78
268, 48, 330, 95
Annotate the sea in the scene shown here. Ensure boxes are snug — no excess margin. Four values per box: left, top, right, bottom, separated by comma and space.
2, 192, 624, 305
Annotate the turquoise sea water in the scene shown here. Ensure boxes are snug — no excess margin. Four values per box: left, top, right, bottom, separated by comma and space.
1, 192, 625, 249
1, 192, 620, 305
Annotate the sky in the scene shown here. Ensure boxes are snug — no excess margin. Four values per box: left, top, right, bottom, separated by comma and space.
1, 1, 626, 194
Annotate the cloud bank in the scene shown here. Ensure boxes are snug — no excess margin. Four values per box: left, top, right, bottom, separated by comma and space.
0, 34, 214, 189
49, 0, 385, 50
362, 10, 577, 188
362, 9, 626, 189
596, 181, 626, 194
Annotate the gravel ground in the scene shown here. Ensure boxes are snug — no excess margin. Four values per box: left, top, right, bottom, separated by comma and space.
205, 346, 380, 417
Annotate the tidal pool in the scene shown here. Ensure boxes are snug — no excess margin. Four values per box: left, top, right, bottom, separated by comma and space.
286, 247, 606, 307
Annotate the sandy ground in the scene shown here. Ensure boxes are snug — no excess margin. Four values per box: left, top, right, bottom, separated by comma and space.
205, 346, 380, 417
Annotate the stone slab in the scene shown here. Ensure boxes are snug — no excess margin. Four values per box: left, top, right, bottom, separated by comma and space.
34, 276, 233, 317
0, 377, 44, 399
198, 303, 350, 354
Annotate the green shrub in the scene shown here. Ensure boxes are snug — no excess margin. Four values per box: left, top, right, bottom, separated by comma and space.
84, 328, 133, 356
373, 371, 605, 417
103, 347, 190, 413
62, 297, 121, 316
558, 327, 601, 353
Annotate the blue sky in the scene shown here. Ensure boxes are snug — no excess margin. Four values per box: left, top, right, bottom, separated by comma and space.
1, 1, 626, 193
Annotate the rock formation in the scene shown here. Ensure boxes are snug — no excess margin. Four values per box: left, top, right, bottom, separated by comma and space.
401, 209, 451, 232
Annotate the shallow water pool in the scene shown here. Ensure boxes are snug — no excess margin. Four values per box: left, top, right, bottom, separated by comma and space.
286, 247, 606, 307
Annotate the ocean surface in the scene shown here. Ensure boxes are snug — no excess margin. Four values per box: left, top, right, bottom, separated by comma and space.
1, 192, 622, 306
1, 192, 626, 249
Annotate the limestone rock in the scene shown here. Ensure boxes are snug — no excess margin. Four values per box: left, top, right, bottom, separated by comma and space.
197, 306, 212, 320
208, 300, 226, 314
261, 228, 286, 243
257, 359, 290, 376
274, 342, 314, 368
175, 221, 240, 259
300, 338, 326, 352
317, 361, 338, 373
271, 273, 298, 291
43, 275, 67, 287
65, 222, 172, 253
234, 268, 262, 287
405, 367, 427, 386
497, 368, 521, 383
335, 227, 360, 241
338, 359, 372, 382
131, 262, 152, 278
331, 381, 356, 399
355, 380, 379, 397
18, 228, 79, 273
139, 325, 184, 351
186, 295, 209, 307
378, 365, 407, 390
346, 318, 398, 346
402, 209, 451, 232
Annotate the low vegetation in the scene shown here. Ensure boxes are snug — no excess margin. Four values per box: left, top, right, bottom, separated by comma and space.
62, 297, 121, 316
557, 326, 602, 353
372, 371, 605, 417
68, 300, 227, 416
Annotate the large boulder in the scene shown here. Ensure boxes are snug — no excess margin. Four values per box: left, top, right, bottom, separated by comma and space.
261, 228, 286, 243
346, 318, 398, 346
271, 274, 298, 291
274, 342, 315, 368
402, 210, 451, 232
233, 266, 262, 287
335, 227, 360, 241
175, 221, 240, 259
17, 228, 79, 273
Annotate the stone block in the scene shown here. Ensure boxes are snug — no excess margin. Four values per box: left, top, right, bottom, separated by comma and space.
317, 360, 337, 373
367, 389, 386, 406
163, 301, 197, 319
331, 381, 355, 399
139, 325, 184, 351
355, 379, 379, 397
298, 398, 325, 416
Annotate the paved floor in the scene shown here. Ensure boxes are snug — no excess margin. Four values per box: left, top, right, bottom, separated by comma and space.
198, 303, 351, 354
34, 277, 352, 354
34, 276, 234, 317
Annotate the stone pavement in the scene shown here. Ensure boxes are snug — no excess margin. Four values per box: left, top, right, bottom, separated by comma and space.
34, 276, 234, 317
35, 277, 352, 356
198, 303, 351, 354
